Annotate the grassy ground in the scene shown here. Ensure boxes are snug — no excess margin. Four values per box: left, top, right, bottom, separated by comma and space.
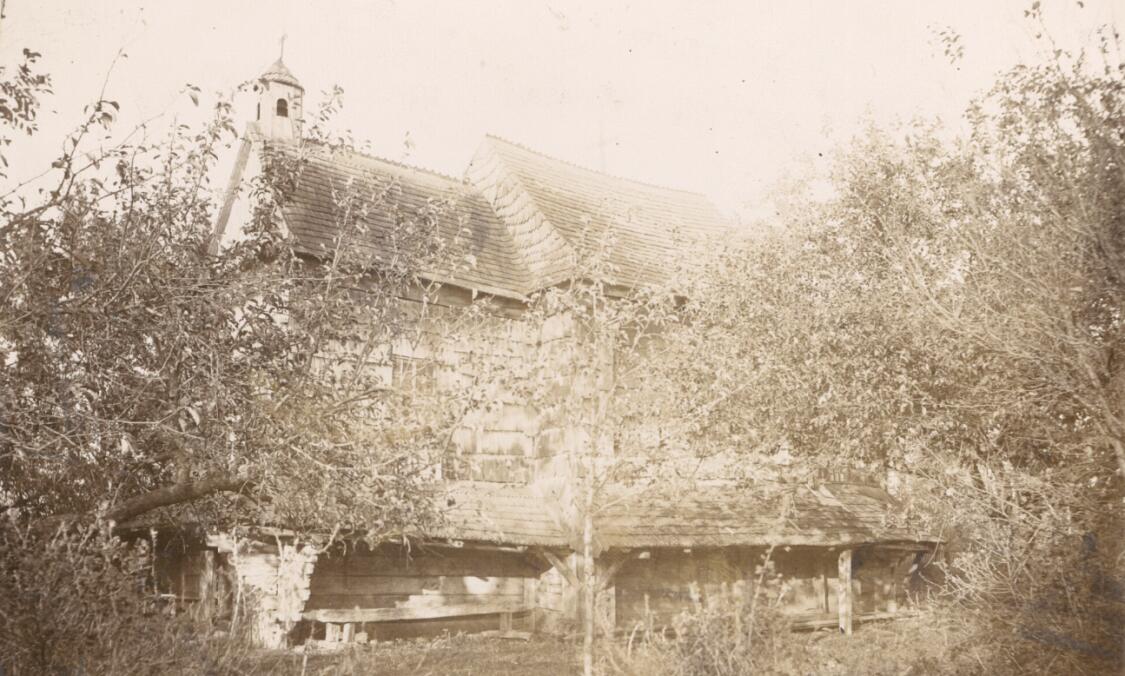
248, 615, 956, 675
249, 623, 923, 676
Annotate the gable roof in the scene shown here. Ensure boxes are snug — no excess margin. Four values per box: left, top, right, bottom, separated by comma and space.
236, 133, 731, 298
273, 142, 534, 299
594, 483, 937, 550
469, 136, 731, 290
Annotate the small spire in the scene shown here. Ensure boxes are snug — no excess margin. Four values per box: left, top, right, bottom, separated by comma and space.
279, 34, 287, 61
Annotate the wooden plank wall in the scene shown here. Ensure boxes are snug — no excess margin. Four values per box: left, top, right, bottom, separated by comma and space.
319, 284, 566, 484
303, 545, 540, 640
316, 280, 623, 486
151, 534, 217, 603
613, 546, 905, 631
155, 549, 204, 601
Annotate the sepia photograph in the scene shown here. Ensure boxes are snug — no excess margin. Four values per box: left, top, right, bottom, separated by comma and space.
0, 1, 1122, 674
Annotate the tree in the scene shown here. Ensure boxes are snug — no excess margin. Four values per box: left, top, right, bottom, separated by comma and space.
0, 64, 476, 540
831, 39, 1124, 671
661, 19, 1125, 671
0, 48, 51, 178
498, 222, 807, 675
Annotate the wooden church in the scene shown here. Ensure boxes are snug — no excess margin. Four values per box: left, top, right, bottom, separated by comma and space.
152, 57, 938, 648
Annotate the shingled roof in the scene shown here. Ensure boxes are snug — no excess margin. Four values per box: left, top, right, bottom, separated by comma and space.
468, 136, 731, 290
260, 59, 303, 89
426, 480, 934, 551
252, 133, 730, 298
594, 483, 937, 550
433, 481, 568, 548
274, 142, 534, 299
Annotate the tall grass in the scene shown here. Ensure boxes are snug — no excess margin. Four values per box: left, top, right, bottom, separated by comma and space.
0, 518, 259, 675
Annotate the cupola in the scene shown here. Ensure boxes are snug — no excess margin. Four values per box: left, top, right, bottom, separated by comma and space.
254, 57, 303, 140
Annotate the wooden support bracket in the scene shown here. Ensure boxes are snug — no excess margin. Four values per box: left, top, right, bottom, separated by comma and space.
596, 550, 643, 592
531, 548, 579, 587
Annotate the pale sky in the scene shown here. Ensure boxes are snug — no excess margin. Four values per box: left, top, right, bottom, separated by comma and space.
2, 0, 1121, 218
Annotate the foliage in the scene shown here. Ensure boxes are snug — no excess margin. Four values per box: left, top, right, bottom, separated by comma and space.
655, 572, 792, 676
2, 6, 1124, 674
617, 610, 973, 676
0, 517, 257, 675
828, 32, 1125, 674
911, 465, 1124, 674
0, 61, 476, 537
641, 15, 1125, 674
0, 48, 51, 177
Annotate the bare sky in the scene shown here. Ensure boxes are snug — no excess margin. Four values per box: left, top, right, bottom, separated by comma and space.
2, 0, 1121, 217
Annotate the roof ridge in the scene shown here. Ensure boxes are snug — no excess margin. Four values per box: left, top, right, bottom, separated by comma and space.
482, 133, 712, 199
303, 139, 468, 187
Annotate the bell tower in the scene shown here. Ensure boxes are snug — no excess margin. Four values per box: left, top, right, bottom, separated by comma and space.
254, 40, 303, 141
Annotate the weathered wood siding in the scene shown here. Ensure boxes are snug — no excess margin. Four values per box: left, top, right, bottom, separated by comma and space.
317, 282, 553, 484
303, 545, 539, 639
613, 546, 912, 630
155, 548, 207, 601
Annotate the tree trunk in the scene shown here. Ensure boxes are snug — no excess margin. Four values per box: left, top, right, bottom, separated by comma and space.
1111, 437, 1125, 483
105, 473, 252, 522
582, 470, 595, 676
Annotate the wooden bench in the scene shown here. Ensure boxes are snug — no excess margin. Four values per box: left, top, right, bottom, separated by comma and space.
301, 599, 534, 644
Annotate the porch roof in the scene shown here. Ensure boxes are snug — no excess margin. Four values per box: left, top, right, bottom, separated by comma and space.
434, 481, 569, 548
594, 482, 938, 550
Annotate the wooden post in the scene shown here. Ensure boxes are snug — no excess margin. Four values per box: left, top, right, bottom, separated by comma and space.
499, 611, 513, 633
887, 572, 898, 614
838, 549, 853, 635
643, 592, 652, 634
524, 576, 538, 634
342, 622, 355, 643
820, 571, 830, 613
594, 552, 634, 637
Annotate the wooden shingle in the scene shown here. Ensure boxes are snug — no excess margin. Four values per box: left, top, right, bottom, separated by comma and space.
273, 142, 534, 299
594, 483, 937, 550
434, 481, 569, 548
